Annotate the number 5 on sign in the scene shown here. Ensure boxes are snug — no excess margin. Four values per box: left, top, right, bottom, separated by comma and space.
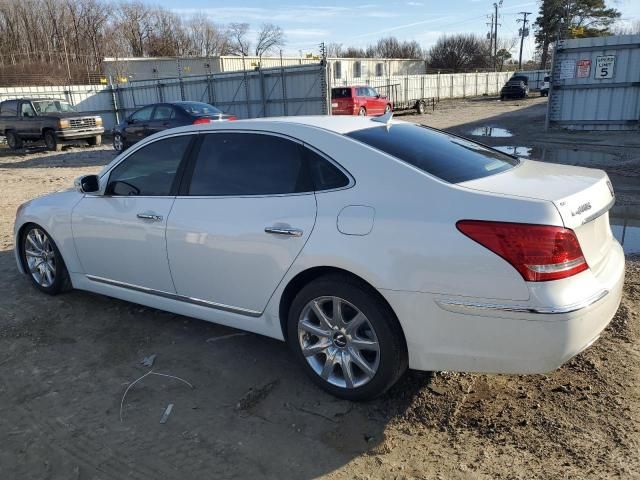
595, 55, 615, 79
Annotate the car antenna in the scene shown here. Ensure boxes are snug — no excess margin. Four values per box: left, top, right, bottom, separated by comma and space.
372, 110, 393, 129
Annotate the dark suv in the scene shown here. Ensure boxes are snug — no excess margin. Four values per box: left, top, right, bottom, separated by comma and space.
0, 98, 104, 151
500, 75, 530, 100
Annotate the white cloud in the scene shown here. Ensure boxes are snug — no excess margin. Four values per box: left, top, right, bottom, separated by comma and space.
407, 1, 424, 6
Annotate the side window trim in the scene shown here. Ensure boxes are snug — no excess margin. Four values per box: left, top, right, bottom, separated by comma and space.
100, 133, 198, 197
177, 130, 313, 198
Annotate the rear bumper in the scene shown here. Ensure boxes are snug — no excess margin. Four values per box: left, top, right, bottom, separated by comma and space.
381, 241, 625, 373
56, 128, 104, 140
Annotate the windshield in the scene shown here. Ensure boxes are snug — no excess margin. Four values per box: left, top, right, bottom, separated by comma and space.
32, 100, 76, 114
346, 124, 518, 183
177, 102, 222, 116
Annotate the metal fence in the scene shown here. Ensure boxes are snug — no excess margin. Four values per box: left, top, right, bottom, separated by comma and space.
0, 63, 329, 130
331, 71, 514, 110
547, 34, 640, 131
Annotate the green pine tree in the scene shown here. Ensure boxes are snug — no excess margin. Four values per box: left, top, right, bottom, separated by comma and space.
534, 0, 620, 69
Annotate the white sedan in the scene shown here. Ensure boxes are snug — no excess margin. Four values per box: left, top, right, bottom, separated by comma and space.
13, 115, 625, 400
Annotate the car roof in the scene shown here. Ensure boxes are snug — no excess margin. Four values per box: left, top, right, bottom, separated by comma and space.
2, 98, 66, 102
150, 115, 406, 137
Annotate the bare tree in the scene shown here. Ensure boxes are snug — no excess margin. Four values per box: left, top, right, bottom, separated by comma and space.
326, 42, 343, 57
254, 23, 285, 58
427, 34, 490, 72
227, 22, 250, 56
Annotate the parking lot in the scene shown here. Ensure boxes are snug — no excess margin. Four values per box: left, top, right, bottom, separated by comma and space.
1, 97, 639, 479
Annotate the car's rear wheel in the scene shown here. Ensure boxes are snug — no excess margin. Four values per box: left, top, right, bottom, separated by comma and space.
44, 130, 62, 152
416, 100, 426, 114
21, 224, 70, 295
287, 275, 407, 400
358, 107, 367, 116
6, 130, 22, 150
87, 135, 102, 147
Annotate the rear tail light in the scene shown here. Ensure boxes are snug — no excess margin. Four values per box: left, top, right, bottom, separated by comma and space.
227, 116, 237, 121
456, 220, 588, 282
192, 118, 211, 125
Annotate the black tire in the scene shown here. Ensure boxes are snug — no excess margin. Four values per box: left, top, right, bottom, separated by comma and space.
384, 104, 392, 114
416, 101, 426, 114
20, 223, 71, 295
358, 107, 367, 116
287, 274, 407, 401
44, 130, 62, 152
87, 135, 102, 147
500, 95, 505, 101
6, 130, 23, 150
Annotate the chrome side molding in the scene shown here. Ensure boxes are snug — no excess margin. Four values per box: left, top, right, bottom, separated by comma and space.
86, 274, 262, 317
436, 289, 609, 316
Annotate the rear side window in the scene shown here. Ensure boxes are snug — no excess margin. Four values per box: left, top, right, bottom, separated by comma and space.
331, 88, 351, 99
153, 105, 175, 120
346, 124, 518, 183
305, 148, 350, 191
0, 100, 18, 116
188, 133, 312, 196
107, 136, 191, 196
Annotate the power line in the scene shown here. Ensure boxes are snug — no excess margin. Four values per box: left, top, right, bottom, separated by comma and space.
516, 11, 532, 69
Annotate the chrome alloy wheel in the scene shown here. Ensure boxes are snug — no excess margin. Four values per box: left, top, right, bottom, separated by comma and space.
24, 228, 56, 288
298, 296, 380, 389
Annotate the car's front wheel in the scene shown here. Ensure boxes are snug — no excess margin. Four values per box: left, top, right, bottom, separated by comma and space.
21, 224, 70, 295
43, 130, 62, 152
358, 107, 367, 116
287, 275, 407, 400
113, 133, 126, 152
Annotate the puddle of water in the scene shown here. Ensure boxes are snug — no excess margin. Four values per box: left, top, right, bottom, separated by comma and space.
610, 211, 640, 255
469, 127, 513, 137
494, 146, 533, 158
540, 148, 620, 167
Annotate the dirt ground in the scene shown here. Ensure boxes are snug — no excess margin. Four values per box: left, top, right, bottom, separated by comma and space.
1, 99, 639, 480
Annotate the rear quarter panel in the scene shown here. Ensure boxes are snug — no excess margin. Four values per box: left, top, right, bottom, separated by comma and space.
257, 124, 563, 302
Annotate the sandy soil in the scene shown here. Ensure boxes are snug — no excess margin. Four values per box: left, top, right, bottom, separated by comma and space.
0, 101, 639, 479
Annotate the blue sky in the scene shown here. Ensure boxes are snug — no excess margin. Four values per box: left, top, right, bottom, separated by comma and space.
152, 0, 640, 60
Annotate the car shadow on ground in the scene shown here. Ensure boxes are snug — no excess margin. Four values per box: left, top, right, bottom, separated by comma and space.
0, 248, 433, 479
0, 145, 117, 169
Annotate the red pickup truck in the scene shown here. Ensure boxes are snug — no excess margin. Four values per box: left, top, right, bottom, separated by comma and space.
331, 86, 392, 116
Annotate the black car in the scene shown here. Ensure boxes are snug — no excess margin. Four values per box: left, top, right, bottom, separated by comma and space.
113, 101, 236, 152
499, 75, 530, 100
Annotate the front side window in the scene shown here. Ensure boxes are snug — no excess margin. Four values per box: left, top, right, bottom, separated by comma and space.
20, 102, 36, 117
130, 106, 154, 122
188, 133, 312, 196
367, 87, 378, 97
107, 136, 191, 196
346, 124, 518, 184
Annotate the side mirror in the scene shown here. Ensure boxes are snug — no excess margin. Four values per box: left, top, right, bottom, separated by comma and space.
127, 117, 136, 124
75, 174, 100, 193
376, 94, 381, 99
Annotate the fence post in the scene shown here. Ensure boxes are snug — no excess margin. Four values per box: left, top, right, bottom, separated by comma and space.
109, 81, 121, 125
462, 74, 466, 98
485, 73, 489, 95
207, 74, 216, 105
475, 71, 478, 96
242, 55, 251, 118
421, 75, 425, 100
156, 81, 164, 102
280, 51, 288, 116
437, 71, 440, 101
450, 75, 453, 99
259, 67, 267, 117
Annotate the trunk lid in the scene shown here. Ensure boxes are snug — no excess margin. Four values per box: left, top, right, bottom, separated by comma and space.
459, 159, 616, 271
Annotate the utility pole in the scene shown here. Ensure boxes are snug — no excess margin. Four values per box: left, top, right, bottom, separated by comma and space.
486, 14, 495, 62
517, 11, 532, 70
492, 1, 502, 69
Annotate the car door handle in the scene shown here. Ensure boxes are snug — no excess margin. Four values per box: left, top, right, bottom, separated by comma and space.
137, 213, 163, 221
264, 227, 303, 237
